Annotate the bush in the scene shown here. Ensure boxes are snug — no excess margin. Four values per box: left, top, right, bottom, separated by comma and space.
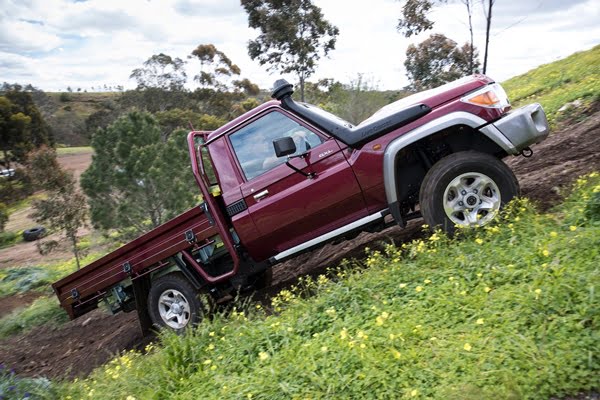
0, 231, 20, 248
0, 296, 68, 338
0, 363, 55, 398
0, 202, 7, 232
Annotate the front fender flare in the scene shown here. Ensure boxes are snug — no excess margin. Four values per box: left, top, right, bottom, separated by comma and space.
382, 111, 517, 225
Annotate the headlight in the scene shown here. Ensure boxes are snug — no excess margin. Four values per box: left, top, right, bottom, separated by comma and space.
461, 83, 510, 109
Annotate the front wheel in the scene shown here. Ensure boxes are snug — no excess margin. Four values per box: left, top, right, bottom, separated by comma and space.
147, 274, 204, 333
419, 151, 519, 233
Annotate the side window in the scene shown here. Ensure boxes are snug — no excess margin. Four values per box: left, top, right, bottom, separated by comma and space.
229, 111, 324, 180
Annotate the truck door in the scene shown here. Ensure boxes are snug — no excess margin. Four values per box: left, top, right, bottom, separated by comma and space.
228, 110, 368, 261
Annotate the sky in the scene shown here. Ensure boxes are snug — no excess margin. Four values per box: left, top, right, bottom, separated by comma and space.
0, 0, 599, 92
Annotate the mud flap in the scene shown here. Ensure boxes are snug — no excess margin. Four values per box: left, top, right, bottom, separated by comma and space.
132, 275, 153, 336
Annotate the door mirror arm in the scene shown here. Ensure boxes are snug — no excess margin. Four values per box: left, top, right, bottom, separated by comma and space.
286, 153, 316, 179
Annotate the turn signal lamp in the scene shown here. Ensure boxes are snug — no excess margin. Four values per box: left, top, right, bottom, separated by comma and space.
461, 83, 510, 109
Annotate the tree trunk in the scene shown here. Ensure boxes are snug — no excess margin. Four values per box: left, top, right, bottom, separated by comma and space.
483, 0, 494, 74
70, 234, 81, 270
465, 0, 475, 73
299, 72, 305, 102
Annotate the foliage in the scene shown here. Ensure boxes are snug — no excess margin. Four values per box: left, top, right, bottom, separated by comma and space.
307, 75, 398, 124
0, 296, 68, 338
242, 0, 339, 101
27, 146, 88, 269
0, 252, 106, 299
81, 111, 197, 236
190, 44, 241, 90
130, 53, 187, 92
397, 0, 483, 74
154, 109, 225, 139
127, 53, 190, 113
60, 173, 600, 399
405, 33, 479, 90
396, 0, 435, 37
0, 84, 53, 168
0, 202, 7, 232
0, 231, 20, 248
0, 363, 55, 399
502, 44, 600, 127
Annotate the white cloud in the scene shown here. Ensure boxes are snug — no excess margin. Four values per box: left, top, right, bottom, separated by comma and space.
0, 0, 597, 92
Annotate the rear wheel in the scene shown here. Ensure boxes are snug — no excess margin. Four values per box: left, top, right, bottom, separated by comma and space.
419, 151, 519, 233
147, 274, 203, 333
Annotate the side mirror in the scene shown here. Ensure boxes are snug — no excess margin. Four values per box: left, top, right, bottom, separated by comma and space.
273, 137, 296, 158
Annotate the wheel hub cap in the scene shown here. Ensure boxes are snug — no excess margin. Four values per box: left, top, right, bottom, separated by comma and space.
158, 289, 191, 329
443, 172, 501, 228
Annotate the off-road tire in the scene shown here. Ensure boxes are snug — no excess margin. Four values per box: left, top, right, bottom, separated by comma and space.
23, 227, 46, 241
147, 273, 204, 333
419, 151, 519, 233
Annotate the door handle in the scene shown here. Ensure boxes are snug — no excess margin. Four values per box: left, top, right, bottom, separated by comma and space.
253, 190, 269, 201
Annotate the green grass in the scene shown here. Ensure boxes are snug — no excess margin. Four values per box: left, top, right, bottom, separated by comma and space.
0, 252, 107, 298
503, 44, 600, 127
0, 296, 68, 338
56, 146, 93, 156
0, 231, 22, 249
58, 173, 600, 400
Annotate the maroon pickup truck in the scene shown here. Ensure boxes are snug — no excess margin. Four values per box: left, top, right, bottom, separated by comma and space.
53, 75, 549, 333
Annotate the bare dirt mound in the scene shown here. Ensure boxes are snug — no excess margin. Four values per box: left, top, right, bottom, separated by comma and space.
1, 111, 599, 381
507, 110, 600, 209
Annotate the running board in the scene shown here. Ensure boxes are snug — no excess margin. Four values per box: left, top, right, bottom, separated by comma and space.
270, 210, 388, 263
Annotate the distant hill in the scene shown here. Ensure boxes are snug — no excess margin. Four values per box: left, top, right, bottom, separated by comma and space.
35, 91, 121, 146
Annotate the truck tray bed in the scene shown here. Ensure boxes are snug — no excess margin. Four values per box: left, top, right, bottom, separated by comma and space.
53, 204, 216, 319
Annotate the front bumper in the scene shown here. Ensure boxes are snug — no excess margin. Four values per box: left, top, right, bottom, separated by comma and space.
493, 103, 549, 152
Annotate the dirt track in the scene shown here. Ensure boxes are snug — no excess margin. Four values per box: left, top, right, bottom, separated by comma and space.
0, 111, 599, 381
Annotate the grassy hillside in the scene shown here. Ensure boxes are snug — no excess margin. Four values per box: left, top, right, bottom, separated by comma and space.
503, 44, 600, 127
49, 174, 598, 400
40, 92, 120, 146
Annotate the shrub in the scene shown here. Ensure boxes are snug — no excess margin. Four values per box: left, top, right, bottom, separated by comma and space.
0, 296, 68, 338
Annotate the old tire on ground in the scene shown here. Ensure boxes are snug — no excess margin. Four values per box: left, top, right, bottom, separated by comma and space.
22, 227, 46, 241
147, 274, 204, 333
419, 151, 519, 233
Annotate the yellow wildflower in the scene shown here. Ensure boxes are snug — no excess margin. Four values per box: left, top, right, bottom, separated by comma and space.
464, 343, 472, 351
410, 389, 419, 397
424, 279, 432, 284
569, 225, 577, 231
475, 238, 483, 244
340, 328, 348, 340
399, 283, 407, 288
321, 346, 328, 353
203, 359, 212, 365
542, 249, 550, 257
415, 286, 423, 292
258, 352, 269, 361
476, 318, 484, 325
484, 287, 492, 293
209, 331, 215, 337
391, 349, 401, 359
550, 231, 558, 237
